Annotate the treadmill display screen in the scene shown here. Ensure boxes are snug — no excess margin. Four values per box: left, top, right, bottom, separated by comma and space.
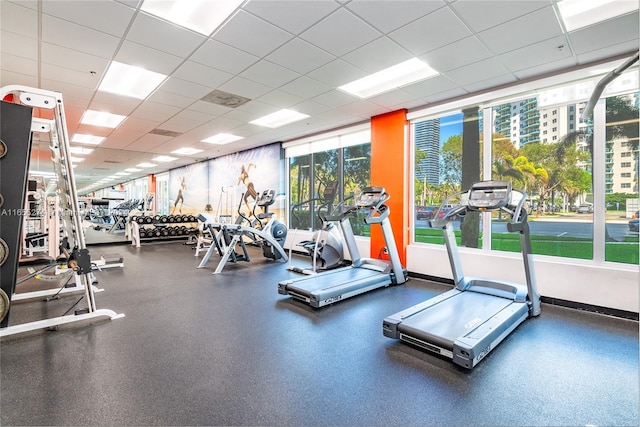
468, 182, 511, 210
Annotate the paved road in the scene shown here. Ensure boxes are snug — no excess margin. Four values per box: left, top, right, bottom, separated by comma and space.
416, 213, 637, 241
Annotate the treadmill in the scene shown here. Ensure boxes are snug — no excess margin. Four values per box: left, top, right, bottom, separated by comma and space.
383, 180, 541, 369
278, 186, 407, 308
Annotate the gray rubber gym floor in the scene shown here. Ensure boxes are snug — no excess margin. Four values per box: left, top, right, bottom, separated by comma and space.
2, 240, 638, 426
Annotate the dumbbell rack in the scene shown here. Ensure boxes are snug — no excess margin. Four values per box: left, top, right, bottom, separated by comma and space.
129, 214, 199, 248
0, 85, 124, 337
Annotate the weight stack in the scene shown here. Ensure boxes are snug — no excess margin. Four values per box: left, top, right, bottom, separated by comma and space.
0, 101, 34, 327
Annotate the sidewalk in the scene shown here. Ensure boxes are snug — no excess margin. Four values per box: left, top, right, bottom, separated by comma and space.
530, 211, 631, 224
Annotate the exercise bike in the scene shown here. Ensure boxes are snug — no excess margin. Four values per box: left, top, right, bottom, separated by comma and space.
288, 181, 346, 274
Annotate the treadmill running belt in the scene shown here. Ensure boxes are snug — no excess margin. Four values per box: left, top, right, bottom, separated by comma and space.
398, 291, 514, 349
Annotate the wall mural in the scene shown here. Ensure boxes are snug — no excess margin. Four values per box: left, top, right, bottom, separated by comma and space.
166, 143, 284, 223
168, 161, 208, 216
208, 143, 283, 224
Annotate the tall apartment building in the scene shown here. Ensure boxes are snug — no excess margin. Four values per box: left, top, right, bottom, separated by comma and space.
414, 119, 440, 185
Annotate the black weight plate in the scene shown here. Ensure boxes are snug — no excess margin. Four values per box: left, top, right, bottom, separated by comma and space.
0, 193, 3, 208
0, 238, 8, 267
0, 140, 6, 159
0, 288, 9, 322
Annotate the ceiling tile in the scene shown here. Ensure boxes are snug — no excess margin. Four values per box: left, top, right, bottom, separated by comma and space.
255, 89, 305, 108
88, 93, 140, 117
219, 76, 272, 100
147, 90, 198, 109
243, 0, 339, 35
100, 128, 145, 149
187, 100, 233, 116
41, 0, 135, 37
300, 8, 382, 57
115, 40, 183, 75
41, 62, 100, 89
422, 36, 492, 72
394, 75, 458, 99
341, 36, 413, 73
266, 38, 336, 74
477, 6, 563, 55
127, 12, 206, 58
1, 53, 38, 76
347, 0, 445, 34
280, 76, 332, 99
312, 90, 359, 108
0, 71, 37, 90
499, 35, 573, 73
190, 39, 260, 75
576, 42, 640, 66
1, 2, 38, 38
289, 99, 332, 116
443, 57, 512, 87
160, 116, 206, 133
462, 74, 518, 94
42, 14, 120, 59
130, 101, 182, 122
307, 59, 365, 87
41, 42, 109, 74
213, 10, 292, 58
452, 0, 549, 33
1, 31, 38, 60
125, 133, 172, 152
239, 60, 300, 88
568, 12, 640, 55
389, 7, 471, 56
173, 61, 234, 88
512, 57, 578, 81
160, 77, 213, 100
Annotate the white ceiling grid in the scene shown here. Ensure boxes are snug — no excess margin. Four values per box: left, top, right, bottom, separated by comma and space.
0, 0, 637, 189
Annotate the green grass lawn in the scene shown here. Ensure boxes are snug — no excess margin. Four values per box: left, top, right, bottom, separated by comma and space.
414, 228, 639, 264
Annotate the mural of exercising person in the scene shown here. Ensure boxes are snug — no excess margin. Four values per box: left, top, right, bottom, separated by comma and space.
171, 176, 186, 214
237, 163, 257, 212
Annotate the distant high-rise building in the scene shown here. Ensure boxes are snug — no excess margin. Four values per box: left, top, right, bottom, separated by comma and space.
415, 119, 440, 185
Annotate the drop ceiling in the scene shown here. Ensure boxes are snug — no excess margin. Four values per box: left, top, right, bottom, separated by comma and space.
1, 0, 638, 192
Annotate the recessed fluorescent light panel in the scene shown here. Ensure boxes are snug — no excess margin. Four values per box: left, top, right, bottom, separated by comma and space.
250, 109, 310, 128
339, 58, 439, 99
98, 61, 167, 99
81, 110, 127, 128
141, 0, 244, 35
152, 155, 178, 162
202, 133, 243, 144
557, 0, 638, 31
115, 172, 131, 176
137, 162, 157, 168
72, 134, 104, 145
69, 147, 94, 155
125, 168, 143, 172
69, 157, 85, 163
172, 147, 204, 155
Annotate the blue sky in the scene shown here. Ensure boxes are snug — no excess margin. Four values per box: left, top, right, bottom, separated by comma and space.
439, 113, 463, 147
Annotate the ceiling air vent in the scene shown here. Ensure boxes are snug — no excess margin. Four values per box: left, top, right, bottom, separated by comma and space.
149, 129, 183, 137
201, 89, 251, 108
103, 160, 121, 164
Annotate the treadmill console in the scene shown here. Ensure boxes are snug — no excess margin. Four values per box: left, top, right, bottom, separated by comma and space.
356, 186, 386, 208
467, 181, 512, 211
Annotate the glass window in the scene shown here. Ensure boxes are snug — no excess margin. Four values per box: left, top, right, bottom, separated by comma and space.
604, 92, 639, 264
491, 99, 594, 260
343, 143, 371, 236
155, 173, 169, 215
414, 109, 483, 247
289, 155, 311, 230
286, 136, 371, 236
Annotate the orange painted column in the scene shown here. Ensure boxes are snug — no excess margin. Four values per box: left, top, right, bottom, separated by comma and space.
370, 109, 409, 265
